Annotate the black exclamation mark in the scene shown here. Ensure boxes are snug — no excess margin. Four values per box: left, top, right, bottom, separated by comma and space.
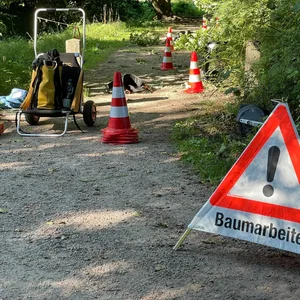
262, 146, 280, 197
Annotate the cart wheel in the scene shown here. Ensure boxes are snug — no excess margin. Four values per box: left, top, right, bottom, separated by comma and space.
236, 104, 266, 136
25, 114, 40, 125
83, 100, 97, 126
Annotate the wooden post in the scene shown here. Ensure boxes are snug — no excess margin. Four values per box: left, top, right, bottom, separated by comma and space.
65, 38, 81, 54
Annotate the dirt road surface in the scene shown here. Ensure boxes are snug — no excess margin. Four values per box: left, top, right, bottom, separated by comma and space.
1, 25, 300, 300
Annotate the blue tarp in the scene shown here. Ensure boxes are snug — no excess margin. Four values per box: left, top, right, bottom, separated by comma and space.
0, 88, 27, 109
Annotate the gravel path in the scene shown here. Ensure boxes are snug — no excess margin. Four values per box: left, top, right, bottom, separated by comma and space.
1, 27, 300, 300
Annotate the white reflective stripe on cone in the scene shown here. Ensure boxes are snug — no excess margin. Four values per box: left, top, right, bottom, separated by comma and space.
164, 47, 171, 52
112, 86, 125, 98
188, 74, 201, 82
110, 106, 129, 118
189, 62, 198, 69
163, 57, 172, 63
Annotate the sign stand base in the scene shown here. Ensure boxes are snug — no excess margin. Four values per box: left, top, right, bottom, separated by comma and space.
173, 228, 191, 250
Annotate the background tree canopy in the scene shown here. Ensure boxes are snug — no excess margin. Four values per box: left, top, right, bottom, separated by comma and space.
0, 0, 174, 36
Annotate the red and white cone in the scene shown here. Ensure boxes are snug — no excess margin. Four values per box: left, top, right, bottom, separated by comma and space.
161, 38, 175, 71
184, 51, 204, 94
202, 17, 207, 30
101, 72, 139, 144
167, 27, 174, 51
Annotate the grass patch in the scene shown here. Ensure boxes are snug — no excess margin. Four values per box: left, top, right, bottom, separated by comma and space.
172, 99, 255, 184
0, 21, 164, 95
0, 37, 33, 94
84, 22, 130, 69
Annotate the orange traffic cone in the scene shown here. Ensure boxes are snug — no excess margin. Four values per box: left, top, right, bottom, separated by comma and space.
202, 17, 207, 30
167, 27, 174, 51
101, 72, 139, 144
161, 38, 175, 71
184, 51, 204, 94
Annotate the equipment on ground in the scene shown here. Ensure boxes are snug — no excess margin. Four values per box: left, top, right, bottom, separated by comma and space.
236, 104, 267, 135
16, 8, 96, 137
106, 74, 152, 94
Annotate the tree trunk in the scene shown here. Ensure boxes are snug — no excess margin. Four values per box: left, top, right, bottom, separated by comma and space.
151, 0, 173, 19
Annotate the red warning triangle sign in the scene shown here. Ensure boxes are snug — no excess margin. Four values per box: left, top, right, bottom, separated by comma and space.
175, 103, 300, 254
210, 103, 300, 223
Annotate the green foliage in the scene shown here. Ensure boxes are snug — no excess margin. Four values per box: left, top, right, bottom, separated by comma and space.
0, 20, 6, 37
171, 0, 204, 18
172, 0, 300, 184
0, 0, 155, 38
83, 0, 150, 23
175, 0, 271, 99
193, 0, 218, 16
175, 135, 243, 183
123, 1, 157, 23
0, 37, 33, 94
171, 108, 252, 184
251, 0, 300, 116
0, 20, 166, 95
0, 22, 132, 95
184, 0, 300, 119
175, 27, 244, 90
83, 22, 131, 69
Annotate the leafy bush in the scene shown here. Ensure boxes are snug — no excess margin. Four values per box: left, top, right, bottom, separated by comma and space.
123, 1, 156, 23
252, 0, 300, 116
172, 0, 204, 18
188, 0, 300, 119
172, 0, 300, 184
171, 106, 253, 184
176, 0, 272, 104
175, 26, 243, 91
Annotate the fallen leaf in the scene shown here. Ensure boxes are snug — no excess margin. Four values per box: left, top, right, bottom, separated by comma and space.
132, 211, 142, 217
